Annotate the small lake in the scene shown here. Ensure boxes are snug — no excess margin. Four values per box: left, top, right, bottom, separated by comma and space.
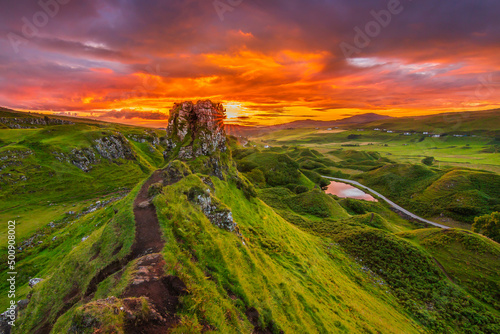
325, 181, 377, 202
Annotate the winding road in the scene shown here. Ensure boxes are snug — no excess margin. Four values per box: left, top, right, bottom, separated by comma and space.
322, 176, 450, 229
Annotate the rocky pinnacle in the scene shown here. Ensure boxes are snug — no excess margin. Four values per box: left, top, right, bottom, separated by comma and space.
164, 100, 227, 160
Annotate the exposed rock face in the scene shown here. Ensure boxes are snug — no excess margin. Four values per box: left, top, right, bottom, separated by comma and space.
0, 149, 33, 172
52, 134, 136, 172
69, 148, 97, 172
127, 130, 161, 148
161, 100, 248, 234
0, 117, 73, 129
162, 160, 192, 185
164, 100, 227, 160
0, 308, 15, 334
187, 186, 238, 232
66, 296, 173, 333
94, 134, 136, 160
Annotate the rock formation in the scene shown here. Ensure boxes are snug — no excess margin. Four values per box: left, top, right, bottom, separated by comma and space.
187, 185, 238, 232
164, 100, 227, 160
0, 116, 74, 129
52, 134, 137, 172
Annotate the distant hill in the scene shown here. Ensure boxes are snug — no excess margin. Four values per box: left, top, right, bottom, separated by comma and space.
227, 109, 500, 137
0, 106, 152, 129
226, 112, 393, 137
344, 108, 500, 133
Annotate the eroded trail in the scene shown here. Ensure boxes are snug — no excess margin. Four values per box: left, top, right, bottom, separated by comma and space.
131, 170, 164, 257
84, 170, 165, 298
122, 170, 188, 333
45, 170, 187, 334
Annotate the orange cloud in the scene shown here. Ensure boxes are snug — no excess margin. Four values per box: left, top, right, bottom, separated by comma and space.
1, 0, 499, 127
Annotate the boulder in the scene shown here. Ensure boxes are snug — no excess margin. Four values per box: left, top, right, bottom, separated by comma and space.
29, 278, 43, 288
137, 200, 152, 208
187, 186, 237, 232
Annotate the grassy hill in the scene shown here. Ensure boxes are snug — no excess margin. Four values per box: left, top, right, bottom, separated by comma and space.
353, 164, 500, 224
0, 109, 167, 316
232, 145, 500, 332
0, 110, 166, 245
357, 109, 500, 133
14, 162, 426, 333
249, 109, 500, 173
399, 228, 500, 311
2, 106, 499, 333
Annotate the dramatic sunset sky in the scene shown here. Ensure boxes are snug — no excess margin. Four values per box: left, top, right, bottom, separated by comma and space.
1, 0, 499, 127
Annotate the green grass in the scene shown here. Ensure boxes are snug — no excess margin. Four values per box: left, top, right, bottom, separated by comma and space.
336, 198, 417, 233
399, 228, 500, 310
258, 187, 350, 221
357, 109, 500, 132
235, 145, 500, 225
284, 214, 500, 333
253, 127, 500, 172
4, 108, 500, 333
240, 145, 500, 332
153, 170, 423, 333
353, 164, 500, 224
0, 111, 166, 325
0, 121, 166, 245
11, 181, 142, 332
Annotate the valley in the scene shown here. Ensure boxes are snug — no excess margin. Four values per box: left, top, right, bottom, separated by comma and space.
0, 105, 499, 333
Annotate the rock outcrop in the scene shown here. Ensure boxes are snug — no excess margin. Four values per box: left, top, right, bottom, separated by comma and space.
94, 134, 136, 161
52, 134, 136, 172
0, 116, 73, 129
187, 186, 238, 232
127, 130, 161, 148
164, 100, 227, 160
28, 278, 43, 288
0, 149, 33, 172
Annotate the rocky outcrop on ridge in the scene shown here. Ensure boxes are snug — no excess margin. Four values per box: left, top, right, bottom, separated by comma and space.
94, 135, 136, 161
163, 100, 227, 160
52, 134, 136, 172
187, 185, 238, 232
0, 116, 73, 129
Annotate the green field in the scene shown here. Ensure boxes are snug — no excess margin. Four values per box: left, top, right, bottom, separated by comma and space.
255, 128, 500, 172
2, 108, 499, 333
0, 120, 166, 245
248, 111, 500, 231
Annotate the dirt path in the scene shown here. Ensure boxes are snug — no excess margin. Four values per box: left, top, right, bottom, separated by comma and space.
84, 170, 165, 298
131, 170, 164, 257
123, 170, 187, 333
35, 170, 187, 334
